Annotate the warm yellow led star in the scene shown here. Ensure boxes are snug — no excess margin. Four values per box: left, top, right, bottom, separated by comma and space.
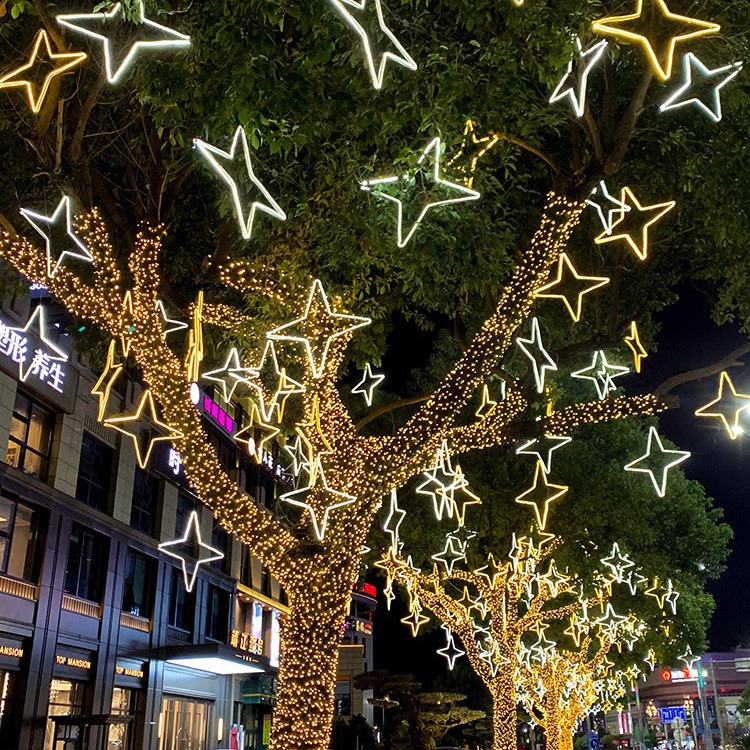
695, 371, 750, 439
475, 384, 498, 419
535, 253, 610, 323
91, 339, 124, 420
267, 279, 371, 378
234, 403, 281, 463
624, 321, 648, 373
0, 29, 86, 114
296, 395, 334, 461
401, 601, 430, 637
592, 0, 720, 81
104, 389, 183, 469
514, 461, 568, 530
644, 577, 669, 609
594, 187, 675, 260
446, 119, 500, 189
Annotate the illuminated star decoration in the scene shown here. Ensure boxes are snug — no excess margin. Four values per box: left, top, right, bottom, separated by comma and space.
193, 126, 286, 241
645, 576, 669, 607
327, 0, 417, 89
202, 347, 252, 403
9, 306, 69, 383
91, 339, 124, 420
416, 441, 461, 521
20, 196, 93, 279
104, 389, 184, 469
158, 510, 224, 593
535, 253, 610, 323
514, 461, 569, 531
601, 543, 635, 583
679, 646, 700, 671
445, 119, 500, 189
0, 29, 86, 114
475, 383, 505, 419
591, 0, 720, 81
572, 350, 629, 400
437, 626, 465, 670
660, 53, 742, 123
361, 137, 480, 248
280, 457, 356, 541
234, 404, 281, 463
516, 434, 572, 474
594, 187, 675, 261
431, 536, 466, 574
695, 371, 750, 440
624, 321, 648, 373
56, 0, 190, 84
352, 363, 385, 406
383, 489, 406, 550
624, 426, 690, 497
516, 317, 557, 393
267, 279, 371, 379
549, 38, 608, 118
586, 181, 631, 235
285, 434, 311, 479
155, 300, 188, 339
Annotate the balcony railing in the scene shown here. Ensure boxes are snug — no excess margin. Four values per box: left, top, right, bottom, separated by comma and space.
120, 612, 152, 633
61, 594, 101, 619
0, 574, 37, 601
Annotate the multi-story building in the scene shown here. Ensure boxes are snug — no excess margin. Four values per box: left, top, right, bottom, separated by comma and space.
0, 291, 350, 750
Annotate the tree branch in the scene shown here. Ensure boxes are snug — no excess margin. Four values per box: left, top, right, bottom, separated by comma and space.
492, 132, 560, 175
355, 394, 431, 432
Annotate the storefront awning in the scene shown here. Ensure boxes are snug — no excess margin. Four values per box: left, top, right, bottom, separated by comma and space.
163, 643, 268, 675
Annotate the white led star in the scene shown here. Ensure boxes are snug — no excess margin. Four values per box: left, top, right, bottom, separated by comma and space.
431, 536, 466, 574
352, 363, 385, 406
9, 306, 69, 383
361, 137, 480, 247
267, 279, 371, 378
571, 350, 629, 400
585, 180, 631, 235
327, 0, 417, 89
280, 457, 356, 541
516, 317, 557, 393
158, 510, 224, 593
193, 125, 286, 241
416, 440, 461, 521
601, 542, 635, 583
515, 434, 572, 474
549, 38, 608, 118
437, 626, 465, 670
155, 300, 188, 339
624, 426, 690, 497
660, 53, 742, 123
20, 196, 93, 278
56, 0, 190, 84
202, 347, 256, 403
382, 489, 406, 550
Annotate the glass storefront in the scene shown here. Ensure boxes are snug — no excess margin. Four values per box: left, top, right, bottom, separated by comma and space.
45, 679, 86, 750
109, 687, 138, 750
160, 695, 211, 750
0, 671, 15, 747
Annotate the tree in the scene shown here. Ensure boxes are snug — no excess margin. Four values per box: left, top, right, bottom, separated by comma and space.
0, 2, 745, 749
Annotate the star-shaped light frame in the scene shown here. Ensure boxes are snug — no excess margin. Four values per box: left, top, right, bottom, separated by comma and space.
352, 363, 385, 406
9, 305, 69, 383
624, 321, 648, 373
361, 137, 480, 248
549, 38, 608, 118
515, 434, 572, 475
155, 300, 188, 339
437, 626, 465, 670
516, 317, 557, 394
383, 489, 406, 550
695, 370, 750, 440
623, 425, 690, 497
193, 125, 286, 241
514, 461, 568, 531
445, 119, 500, 189
571, 350, 629, 400
586, 180, 631, 235
91, 339, 124, 420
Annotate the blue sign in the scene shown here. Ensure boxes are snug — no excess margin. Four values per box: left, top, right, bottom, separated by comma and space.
590, 740, 600, 749
661, 707, 687, 723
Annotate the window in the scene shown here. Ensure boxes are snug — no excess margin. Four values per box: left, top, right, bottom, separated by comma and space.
240, 546, 252, 587
75, 433, 113, 512
130, 469, 159, 537
6, 391, 54, 480
64, 525, 107, 602
109, 688, 141, 750
175, 494, 198, 557
241, 458, 276, 507
122, 549, 154, 618
335, 680, 351, 716
44, 679, 87, 750
0, 496, 39, 581
206, 586, 229, 641
210, 522, 229, 573
167, 567, 195, 632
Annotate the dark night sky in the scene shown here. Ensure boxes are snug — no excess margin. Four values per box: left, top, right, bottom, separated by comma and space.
372, 286, 750, 682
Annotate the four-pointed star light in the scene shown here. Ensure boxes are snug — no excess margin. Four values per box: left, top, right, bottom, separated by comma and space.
624, 426, 690, 497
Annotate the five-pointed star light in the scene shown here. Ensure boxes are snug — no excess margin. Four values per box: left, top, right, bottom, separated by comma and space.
594, 186, 675, 260
586, 180, 631, 235
624, 425, 690, 497
514, 461, 569, 531
572, 349, 629, 400
0, 29, 87, 114
515, 434, 572, 474
535, 253, 610, 323
624, 320, 648, 373
20, 196, 93, 278
382, 489, 406, 550
202, 347, 255, 403
280, 457, 356, 541
660, 53, 743, 123
234, 403, 281, 463
437, 627, 465, 670
9, 305, 69, 383
193, 125, 286, 241
352, 362, 385, 406
91, 339, 125, 420
56, 0, 190, 84
445, 119, 500, 189
695, 370, 750, 440
267, 279, 370, 378
155, 299, 188, 339
361, 136, 480, 247
591, 0, 720, 81
516, 317, 558, 393
549, 38, 608, 118
104, 389, 183, 469
158, 510, 224, 593
327, 0, 417, 89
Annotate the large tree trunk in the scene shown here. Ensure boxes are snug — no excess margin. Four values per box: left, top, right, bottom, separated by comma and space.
491, 673, 518, 750
269, 574, 352, 750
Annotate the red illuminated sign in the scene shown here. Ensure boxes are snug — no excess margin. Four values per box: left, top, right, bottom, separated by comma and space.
661, 669, 672, 682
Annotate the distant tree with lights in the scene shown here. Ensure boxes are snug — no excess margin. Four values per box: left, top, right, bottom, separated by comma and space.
0, 1, 745, 749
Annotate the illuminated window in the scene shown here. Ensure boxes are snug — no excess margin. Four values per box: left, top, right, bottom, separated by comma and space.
75, 433, 113, 512
335, 680, 351, 717
0, 496, 39, 582
122, 549, 154, 618
64, 524, 107, 602
44, 679, 86, 750
6, 391, 54, 481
